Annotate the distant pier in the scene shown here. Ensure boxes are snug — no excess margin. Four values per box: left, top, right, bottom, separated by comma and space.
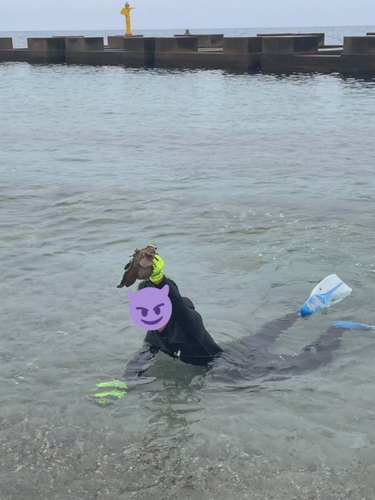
1, 32, 375, 75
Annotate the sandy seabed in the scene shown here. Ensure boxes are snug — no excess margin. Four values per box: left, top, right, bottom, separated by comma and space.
1, 405, 375, 500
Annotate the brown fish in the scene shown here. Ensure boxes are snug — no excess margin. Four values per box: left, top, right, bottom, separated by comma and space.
117, 244, 158, 288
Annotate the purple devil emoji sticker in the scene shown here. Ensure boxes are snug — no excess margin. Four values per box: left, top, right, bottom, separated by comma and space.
127, 285, 172, 330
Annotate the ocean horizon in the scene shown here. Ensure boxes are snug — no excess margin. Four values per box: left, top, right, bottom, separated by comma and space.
2, 24, 375, 48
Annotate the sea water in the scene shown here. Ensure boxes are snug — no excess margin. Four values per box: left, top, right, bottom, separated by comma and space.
1, 26, 375, 499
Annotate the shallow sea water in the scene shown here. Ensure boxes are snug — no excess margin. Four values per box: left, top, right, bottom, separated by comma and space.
1, 38, 375, 498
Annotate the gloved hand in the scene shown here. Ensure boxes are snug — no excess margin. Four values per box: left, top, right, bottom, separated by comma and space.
90, 380, 128, 406
150, 254, 164, 283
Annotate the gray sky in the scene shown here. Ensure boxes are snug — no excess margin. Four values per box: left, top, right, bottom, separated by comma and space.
1, 0, 375, 31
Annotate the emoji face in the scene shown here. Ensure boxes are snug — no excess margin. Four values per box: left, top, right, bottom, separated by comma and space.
127, 285, 172, 331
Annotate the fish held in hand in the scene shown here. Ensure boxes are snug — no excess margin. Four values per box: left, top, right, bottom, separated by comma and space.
117, 244, 158, 288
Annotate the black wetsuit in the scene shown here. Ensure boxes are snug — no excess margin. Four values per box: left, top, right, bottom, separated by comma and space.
124, 276, 347, 383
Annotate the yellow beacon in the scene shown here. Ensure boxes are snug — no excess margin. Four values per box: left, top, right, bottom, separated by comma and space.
120, 2, 135, 36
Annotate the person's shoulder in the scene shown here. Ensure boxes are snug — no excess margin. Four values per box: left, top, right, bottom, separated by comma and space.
163, 275, 179, 290
182, 296, 195, 310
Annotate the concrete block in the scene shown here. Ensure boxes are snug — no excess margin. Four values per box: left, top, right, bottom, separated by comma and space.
108, 36, 126, 49
197, 34, 223, 48
174, 33, 224, 48
0, 38, 13, 50
27, 38, 66, 63
261, 51, 375, 75
123, 51, 154, 66
262, 36, 319, 54
65, 49, 154, 67
48, 36, 84, 49
123, 37, 155, 52
312, 33, 326, 47
27, 38, 65, 51
343, 36, 375, 55
66, 51, 120, 65
261, 53, 341, 73
107, 35, 143, 49
258, 32, 325, 47
0, 49, 31, 63
65, 37, 104, 52
223, 37, 262, 54
154, 52, 260, 70
340, 54, 375, 73
155, 37, 198, 53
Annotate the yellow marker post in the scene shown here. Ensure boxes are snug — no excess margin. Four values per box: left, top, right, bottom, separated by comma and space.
120, 2, 135, 36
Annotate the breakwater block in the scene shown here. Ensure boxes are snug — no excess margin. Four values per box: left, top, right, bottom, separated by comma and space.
155, 37, 198, 53
49, 36, 85, 49
64, 37, 105, 65
123, 37, 155, 52
65, 37, 104, 52
223, 37, 262, 54
27, 38, 66, 62
0, 38, 29, 63
341, 36, 375, 72
258, 33, 325, 48
155, 36, 261, 70
343, 36, 375, 55
108, 35, 143, 49
0, 49, 30, 63
197, 34, 223, 48
0, 38, 13, 50
28, 38, 65, 51
174, 33, 224, 49
2, 33, 375, 74
154, 51, 260, 70
123, 37, 155, 66
261, 53, 342, 73
262, 36, 319, 54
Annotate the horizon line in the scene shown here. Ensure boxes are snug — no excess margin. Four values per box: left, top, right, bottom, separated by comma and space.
1, 23, 375, 33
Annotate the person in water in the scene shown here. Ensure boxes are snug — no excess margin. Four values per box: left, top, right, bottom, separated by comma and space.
123, 254, 357, 384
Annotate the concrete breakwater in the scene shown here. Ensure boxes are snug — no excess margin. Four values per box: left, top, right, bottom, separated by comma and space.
1, 32, 375, 74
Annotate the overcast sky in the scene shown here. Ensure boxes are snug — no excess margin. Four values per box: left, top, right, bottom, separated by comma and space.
1, 0, 375, 31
